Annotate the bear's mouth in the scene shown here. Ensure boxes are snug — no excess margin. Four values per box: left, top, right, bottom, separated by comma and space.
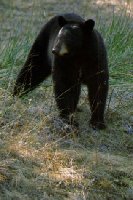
52, 42, 69, 57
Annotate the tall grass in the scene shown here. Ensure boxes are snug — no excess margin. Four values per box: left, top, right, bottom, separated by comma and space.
97, 11, 133, 85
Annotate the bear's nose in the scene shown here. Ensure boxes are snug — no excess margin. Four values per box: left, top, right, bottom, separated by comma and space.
52, 48, 58, 55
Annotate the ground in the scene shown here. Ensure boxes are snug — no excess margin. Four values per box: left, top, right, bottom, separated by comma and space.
0, 0, 133, 199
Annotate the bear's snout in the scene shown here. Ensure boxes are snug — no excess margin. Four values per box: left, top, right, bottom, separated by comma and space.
52, 42, 69, 56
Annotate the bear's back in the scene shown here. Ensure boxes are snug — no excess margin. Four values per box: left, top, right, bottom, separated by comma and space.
61, 13, 84, 23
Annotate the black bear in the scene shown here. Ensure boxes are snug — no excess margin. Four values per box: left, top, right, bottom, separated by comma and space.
13, 13, 109, 130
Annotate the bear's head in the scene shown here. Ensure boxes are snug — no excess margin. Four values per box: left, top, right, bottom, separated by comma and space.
52, 16, 95, 57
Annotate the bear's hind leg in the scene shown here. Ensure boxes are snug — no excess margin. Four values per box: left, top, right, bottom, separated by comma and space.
54, 82, 81, 126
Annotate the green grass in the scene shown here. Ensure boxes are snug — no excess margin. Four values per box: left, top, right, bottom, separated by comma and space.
0, 1, 133, 199
97, 12, 133, 85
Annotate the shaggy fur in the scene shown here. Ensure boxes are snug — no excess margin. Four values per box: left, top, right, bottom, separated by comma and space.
13, 13, 109, 129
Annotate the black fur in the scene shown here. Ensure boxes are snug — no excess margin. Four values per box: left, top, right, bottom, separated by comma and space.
13, 13, 109, 130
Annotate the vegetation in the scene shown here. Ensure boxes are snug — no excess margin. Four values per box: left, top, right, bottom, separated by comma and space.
0, 0, 133, 199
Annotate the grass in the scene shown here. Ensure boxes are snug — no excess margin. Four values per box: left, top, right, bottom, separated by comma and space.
0, 0, 133, 199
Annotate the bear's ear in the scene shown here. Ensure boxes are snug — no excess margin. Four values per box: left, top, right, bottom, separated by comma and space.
58, 16, 67, 27
83, 19, 95, 32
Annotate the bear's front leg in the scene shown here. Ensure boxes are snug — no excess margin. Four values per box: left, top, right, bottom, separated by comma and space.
87, 76, 108, 130
53, 79, 81, 126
